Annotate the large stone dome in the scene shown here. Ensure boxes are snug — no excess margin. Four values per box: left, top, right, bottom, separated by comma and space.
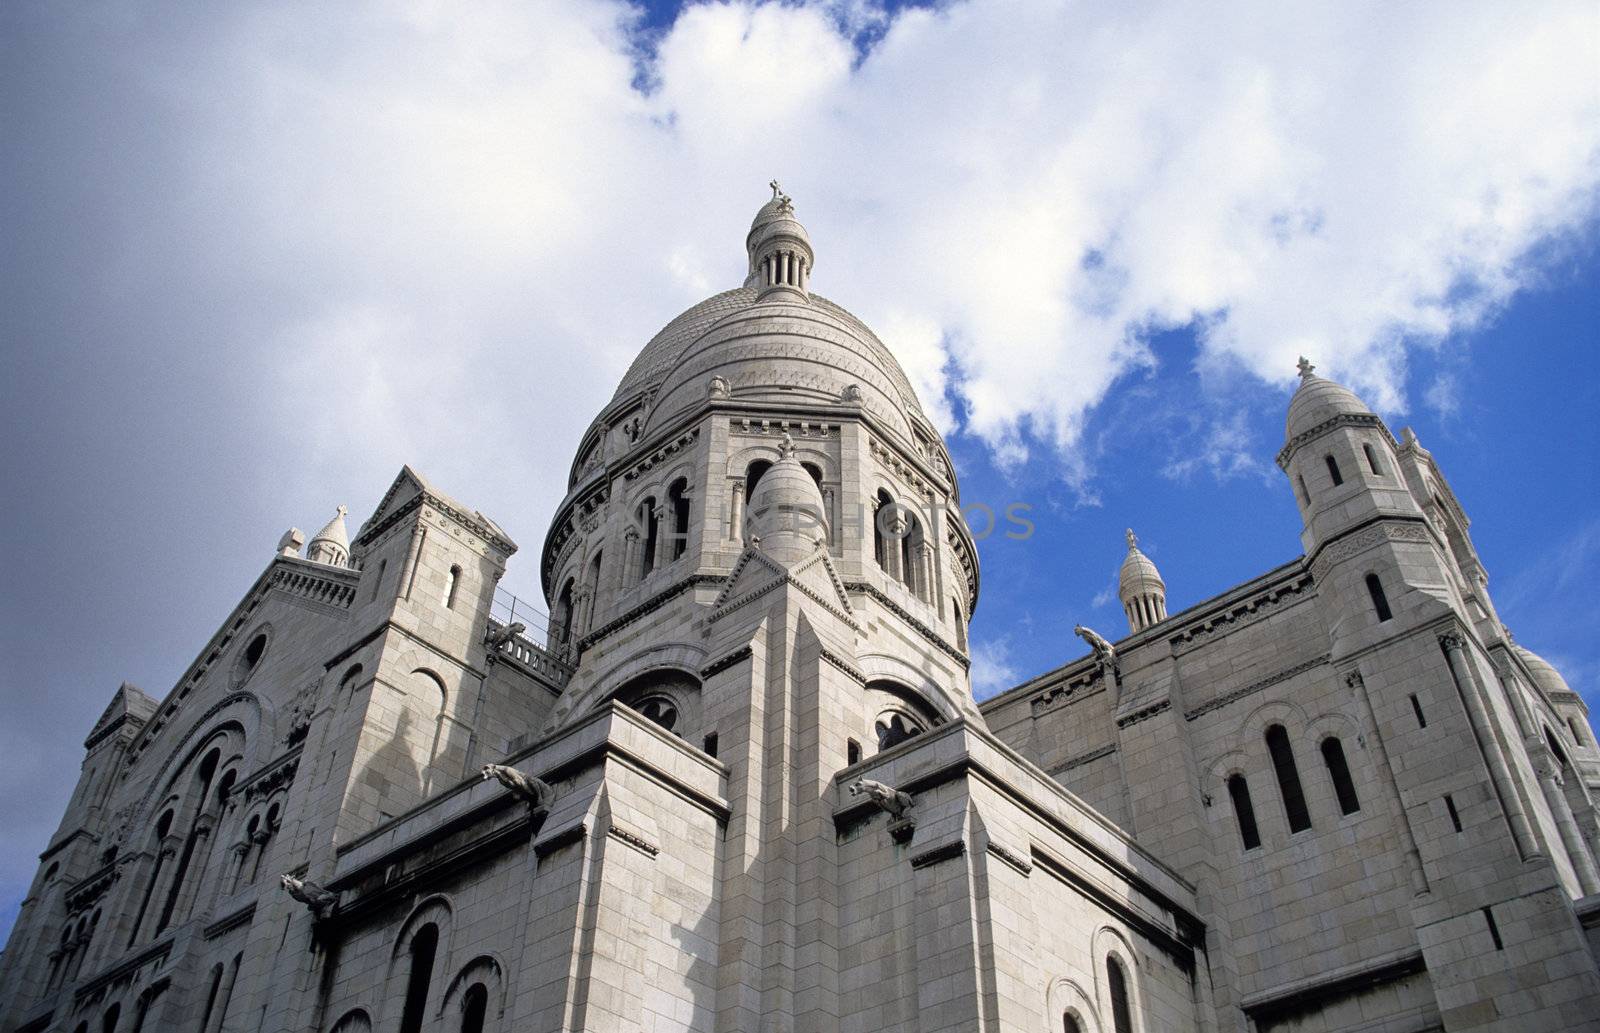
607, 188, 929, 442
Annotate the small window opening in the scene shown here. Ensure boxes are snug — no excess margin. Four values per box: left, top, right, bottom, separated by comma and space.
1365, 574, 1393, 622
702, 732, 718, 759
443, 565, 461, 609
1363, 443, 1384, 476
1107, 956, 1133, 1033
641, 499, 659, 578
1321, 737, 1361, 815
875, 713, 921, 751
1410, 694, 1427, 728
101, 1004, 120, 1033
1325, 454, 1343, 486
1063, 1016, 1083, 1033
460, 982, 488, 1033
1296, 475, 1310, 506
244, 633, 267, 670
846, 739, 861, 766
1482, 906, 1503, 950
1227, 774, 1261, 850
1445, 793, 1462, 832
399, 923, 439, 1033
668, 479, 690, 561
1266, 724, 1312, 833
1569, 717, 1589, 748
372, 558, 387, 601
555, 578, 576, 646
744, 461, 772, 505
634, 696, 678, 732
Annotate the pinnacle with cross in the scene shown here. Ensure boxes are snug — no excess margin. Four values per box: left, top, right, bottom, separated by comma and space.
779, 432, 796, 460
1126, 528, 1138, 551
1296, 356, 1316, 380
336, 505, 347, 518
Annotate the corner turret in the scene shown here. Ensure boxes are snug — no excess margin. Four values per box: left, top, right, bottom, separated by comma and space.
1118, 528, 1167, 633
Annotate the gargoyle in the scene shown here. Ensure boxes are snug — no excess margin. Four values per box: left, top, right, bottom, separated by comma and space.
481, 763, 553, 811
280, 874, 338, 916
849, 778, 912, 819
484, 622, 526, 651
1074, 624, 1116, 670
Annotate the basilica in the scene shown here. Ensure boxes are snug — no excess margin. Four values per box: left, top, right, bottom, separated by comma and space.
4, 189, 1599, 1033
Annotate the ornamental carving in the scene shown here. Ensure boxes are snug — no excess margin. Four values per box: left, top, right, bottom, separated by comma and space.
1168, 574, 1314, 654
1308, 520, 1433, 582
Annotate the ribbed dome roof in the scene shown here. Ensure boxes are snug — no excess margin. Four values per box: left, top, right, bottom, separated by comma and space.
607, 188, 926, 440
1119, 533, 1165, 597
1285, 358, 1372, 441
747, 435, 829, 563
310, 505, 349, 551
1515, 645, 1577, 701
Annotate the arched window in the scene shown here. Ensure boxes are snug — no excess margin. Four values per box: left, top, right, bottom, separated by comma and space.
459, 982, 488, 1033
1545, 727, 1572, 770
443, 565, 461, 610
244, 633, 267, 670
1063, 1015, 1082, 1033
875, 713, 922, 751
101, 1003, 120, 1033
197, 962, 225, 1032
951, 598, 967, 651
847, 739, 861, 766
668, 479, 690, 560
371, 558, 387, 601
899, 512, 927, 598
1365, 574, 1393, 622
555, 579, 576, 647
1227, 774, 1261, 850
1296, 475, 1310, 506
1107, 955, 1133, 1033
745, 460, 772, 503
1324, 454, 1343, 486
128, 809, 175, 945
1321, 737, 1360, 814
639, 497, 659, 578
399, 923, 439, 1033
873, 489, 894, 570
1266, 725, 1312, 833
1363, 443, 1384, 475
633, 696, 679, 732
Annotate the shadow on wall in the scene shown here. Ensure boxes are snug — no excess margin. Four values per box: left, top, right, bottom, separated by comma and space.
359, 707, 425, 821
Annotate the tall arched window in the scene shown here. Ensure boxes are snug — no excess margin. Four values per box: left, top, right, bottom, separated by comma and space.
443, 565, 461, 610
744, 460, 772, 503
1321, 737, 1361, 815
1365, 574, 1393, 622
1363, 443, 1384, 476
197, 962, 224, 1033
157, 748, 221, 933
554, 579, 576, 647
101, 1003, 121, 1033
1296, 475, 1310, 506
128, 809, 175, 946
1063, 1015, 1082, 1033
951, 597, 967, 651
873, 489, 893, 570
459, 982, 488, 1033
1107, 955, 1133, 1033
639, 497, 659, 579
1324, 454, 1343, 486
1266, 725, 1312, 833
1227, 774, 1261, 850
667, 479, 690, 560
399, 923, 439, 1033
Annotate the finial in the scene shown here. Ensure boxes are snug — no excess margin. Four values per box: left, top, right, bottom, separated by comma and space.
336, 504, 347, 518
770, 179, 783, 200
768, 179, 793, 214
1125, 528, 1138, 552
779, 432, 796, 460
1296, 356, 1316, 380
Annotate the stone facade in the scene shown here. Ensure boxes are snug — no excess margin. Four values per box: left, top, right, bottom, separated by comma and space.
4, 189, 1599, 1033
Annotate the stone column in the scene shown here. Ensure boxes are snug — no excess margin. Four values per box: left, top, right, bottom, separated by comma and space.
729, 482, 745, 542
882, 509, 906, 583
169, 821, 214, 925
1440, 632, 1539, 859
623, 528, 640, 586
1535, 752, 1600, 895
652, 505, 671, 570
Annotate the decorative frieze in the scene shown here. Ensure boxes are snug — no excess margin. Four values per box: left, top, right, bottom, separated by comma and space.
1167, 573, 1314, 655
1116, 699, 1172, 728
1275, 412, 1395, 469
622, 427, 701, 481
701, 646, 754, 679
1308, 519, 1433, 582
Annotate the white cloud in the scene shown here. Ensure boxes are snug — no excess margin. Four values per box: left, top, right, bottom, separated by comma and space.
35, 0, 1600, 564
969, 637, 1021, 698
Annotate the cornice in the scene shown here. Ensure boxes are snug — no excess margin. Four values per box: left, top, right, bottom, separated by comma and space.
1276, 412, 1397, 469
842, 581, 969, 669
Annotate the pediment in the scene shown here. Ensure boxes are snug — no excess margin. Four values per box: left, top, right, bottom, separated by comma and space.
711, 542, 857, 629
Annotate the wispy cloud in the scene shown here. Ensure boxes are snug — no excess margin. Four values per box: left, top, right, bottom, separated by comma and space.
969, 637, 1022, 699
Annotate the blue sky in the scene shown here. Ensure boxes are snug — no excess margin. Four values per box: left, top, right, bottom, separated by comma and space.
2, 0, 1597, 941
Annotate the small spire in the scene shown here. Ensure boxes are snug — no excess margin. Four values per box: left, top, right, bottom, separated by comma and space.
779, 432, 796, 460
1125, 527, 1138, 552
307, 505, 351, 568
1296, 356, 1316, 381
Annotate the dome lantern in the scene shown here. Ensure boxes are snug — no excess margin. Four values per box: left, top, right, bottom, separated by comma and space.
307, 505, 350, 568
1119, 528, 1167, 633
744, 181, 814, 297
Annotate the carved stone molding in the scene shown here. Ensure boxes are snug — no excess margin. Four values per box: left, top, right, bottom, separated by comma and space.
1275, 412, 1394, 469
819, 648, 867, 685
1308, 520, 1433, 582
1116, 699, 1172, 728
1168, 574, 1315, 655
606, 824, 661, 858
701, 646, 754, 679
